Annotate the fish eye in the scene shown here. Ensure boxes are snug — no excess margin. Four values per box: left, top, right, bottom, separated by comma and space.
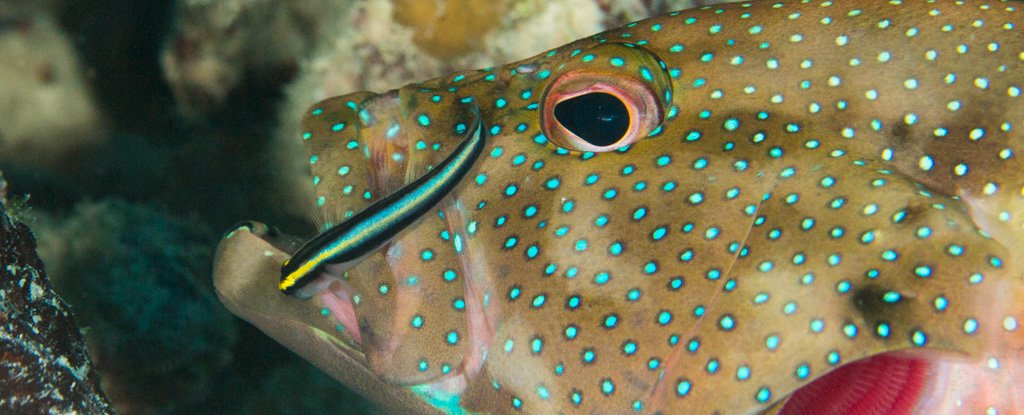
539, 43, 671, 153
552, 92, 630, 147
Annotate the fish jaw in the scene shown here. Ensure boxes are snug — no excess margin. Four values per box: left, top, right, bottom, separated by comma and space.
214, 216, 1024, 415
212, 223, 443, 414
294, 88, 498, 389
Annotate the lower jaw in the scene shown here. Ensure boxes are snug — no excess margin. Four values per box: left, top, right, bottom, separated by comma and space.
316, 276, 475, 389
780, 352, 928, 415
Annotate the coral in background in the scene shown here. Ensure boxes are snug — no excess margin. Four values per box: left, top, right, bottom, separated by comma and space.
392, 0, 508, 59
288, 0, 604, 106
160, 0, 746, 224
34, 200, 236, 414
161, 0, 351, 117
0, 5, 107, 168
0, 191, 113, 414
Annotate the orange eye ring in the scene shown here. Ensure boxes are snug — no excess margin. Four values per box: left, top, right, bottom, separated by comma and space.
541, 70, 663, 152
538, 42, 671, 153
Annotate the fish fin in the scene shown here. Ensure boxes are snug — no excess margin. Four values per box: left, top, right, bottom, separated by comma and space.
911, 283, 1024, 414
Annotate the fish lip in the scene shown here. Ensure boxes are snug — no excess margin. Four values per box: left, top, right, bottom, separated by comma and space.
317, 275, 363, 345
308, 270, 480, 389
212, 223, 369, 360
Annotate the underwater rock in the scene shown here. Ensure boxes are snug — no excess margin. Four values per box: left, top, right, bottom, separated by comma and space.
0, 193, 113, 413
0, 8, 107, 168
162, 0, 350, 117
34, 200, 236, 414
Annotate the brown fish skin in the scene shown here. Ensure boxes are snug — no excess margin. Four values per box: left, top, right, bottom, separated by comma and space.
215, 1, 1024, 414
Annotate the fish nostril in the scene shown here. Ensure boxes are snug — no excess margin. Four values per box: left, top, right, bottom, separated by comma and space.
359, 319, 373, 339
851, 285, 910, 337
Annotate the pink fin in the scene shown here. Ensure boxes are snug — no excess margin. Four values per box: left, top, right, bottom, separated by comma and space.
781, 353, 927, 415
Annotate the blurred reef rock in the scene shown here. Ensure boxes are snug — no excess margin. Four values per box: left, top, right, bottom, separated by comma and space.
0, 2, 108, 169
0, 177, 114, 414
33, 200, 237, 414
162, 0, 349, 117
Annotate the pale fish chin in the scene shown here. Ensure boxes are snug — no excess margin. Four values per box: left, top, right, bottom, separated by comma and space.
318, 280, 362, 345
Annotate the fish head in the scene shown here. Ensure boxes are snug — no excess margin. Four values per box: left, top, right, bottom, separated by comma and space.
275, 40, 681, 389
215, 1, 1024, 414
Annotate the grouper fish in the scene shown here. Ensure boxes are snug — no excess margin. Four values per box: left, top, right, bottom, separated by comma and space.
212, 1, 1024, 413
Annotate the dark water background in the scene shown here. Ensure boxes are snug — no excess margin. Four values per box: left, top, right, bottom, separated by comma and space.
1, 0, 373, 413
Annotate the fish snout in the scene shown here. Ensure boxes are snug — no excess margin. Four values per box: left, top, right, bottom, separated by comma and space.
285, 90, 487, 386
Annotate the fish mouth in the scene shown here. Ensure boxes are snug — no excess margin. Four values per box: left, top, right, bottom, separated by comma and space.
280, 88, 492, 392
296, 233, 489, 400
212, 224, 442, 414
307, 263, 481, 396
316, 275, 362, 344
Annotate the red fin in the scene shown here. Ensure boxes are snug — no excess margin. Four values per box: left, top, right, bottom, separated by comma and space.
781, 353, 927, 415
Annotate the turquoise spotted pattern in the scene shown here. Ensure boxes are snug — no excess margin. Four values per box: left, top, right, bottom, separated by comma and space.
247, 1, 1024, 414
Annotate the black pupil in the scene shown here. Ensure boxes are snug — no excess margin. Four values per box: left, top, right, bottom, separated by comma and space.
553, 92, 629, 147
